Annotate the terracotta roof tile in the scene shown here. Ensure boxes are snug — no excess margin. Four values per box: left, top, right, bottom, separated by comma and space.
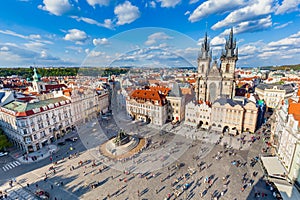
130, 89, 167, 106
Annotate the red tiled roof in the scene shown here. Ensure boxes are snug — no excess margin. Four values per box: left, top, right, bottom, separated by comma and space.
187, 79, 196, 84
130, 89, 166, 106
16, 97, 36, 102
45, 84, 67, 91
288, 99, 300, 126
149, 86, 170, 95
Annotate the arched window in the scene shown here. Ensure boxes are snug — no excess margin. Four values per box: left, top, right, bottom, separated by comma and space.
226, 63, 230, 73
201, 64, 204, 73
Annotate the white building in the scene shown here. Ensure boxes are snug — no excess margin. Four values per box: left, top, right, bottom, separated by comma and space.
70, 88, 109, 126
184, 101, 211, 129
255, 84, 294, 109
0, 97, 73, 153
274, 97, 300, 184
0, 88, 109, 153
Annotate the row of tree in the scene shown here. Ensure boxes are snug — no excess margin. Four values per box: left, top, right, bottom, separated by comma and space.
0, 67, 129, 79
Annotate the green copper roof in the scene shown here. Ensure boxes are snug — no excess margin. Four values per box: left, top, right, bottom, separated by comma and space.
3, 96, 69, 112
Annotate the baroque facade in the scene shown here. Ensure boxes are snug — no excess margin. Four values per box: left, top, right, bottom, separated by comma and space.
0, 70, 109, 153
273, 96, 300, 185
195, 29, 238, 103
126, 88, 168, 126
255, 83, 294, 109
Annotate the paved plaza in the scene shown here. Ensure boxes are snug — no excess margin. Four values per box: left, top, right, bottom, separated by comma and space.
0, 108, 276, 200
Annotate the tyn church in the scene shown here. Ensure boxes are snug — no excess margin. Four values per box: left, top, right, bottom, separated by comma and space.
195, 28, 238, 103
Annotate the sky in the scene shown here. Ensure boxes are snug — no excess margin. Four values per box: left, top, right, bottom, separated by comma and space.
0, 0, 299, 68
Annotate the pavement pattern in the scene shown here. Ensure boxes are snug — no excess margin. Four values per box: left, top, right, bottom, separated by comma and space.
0, 111, 275, 200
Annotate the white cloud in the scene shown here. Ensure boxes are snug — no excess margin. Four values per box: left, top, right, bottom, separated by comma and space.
66, 46, 83, 53
210, 36, 225, 46
114, 1, 140, 25
64, 29, 88, 44
212, 0, 274, 30
38, 0, 73, 16
189, 0, 200, 4
40, 50, 47, 58
24, 41, 46, 50
93, 38, 109, 46
184, 11, 190, 16
274, 21, 293, 29
150, 1, 156, 8
0, 30, 41, 40
0, 46, 9, 51
239, 40, 265, 56
86, 0, 110, 8
145, 1, 156, 8
88, 50, 105, 57
156, 0, 181, 8
275, 0, 300, 14
0, 43, 67, 66
71, 16, 114, 29
268, 31, 300, 47
231, 15, 273, 34
145, 32, 173, 45
188, 0, 245, 23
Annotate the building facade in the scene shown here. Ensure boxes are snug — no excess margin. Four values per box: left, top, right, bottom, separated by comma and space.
0, 87, 109, 153
210, 98, 258, 134
0, 97, 73, 153
185, 101, 211, 129
166, 83, 185, 123
126, 89, 168, 126
255, 83, 294, 109
70, 88, 109, 126
274, 97, 300, 185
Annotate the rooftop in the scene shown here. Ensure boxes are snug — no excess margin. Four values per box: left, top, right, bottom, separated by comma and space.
2, 96, 70, 116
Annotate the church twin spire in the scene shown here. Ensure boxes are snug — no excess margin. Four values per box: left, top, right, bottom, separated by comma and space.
199, 32, 212, 60
222, 28, 238, 58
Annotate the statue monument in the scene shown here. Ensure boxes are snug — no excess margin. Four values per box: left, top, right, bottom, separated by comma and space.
113, 129, 130, 146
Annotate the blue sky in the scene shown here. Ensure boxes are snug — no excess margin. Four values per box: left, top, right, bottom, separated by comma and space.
0, 0, 299, 68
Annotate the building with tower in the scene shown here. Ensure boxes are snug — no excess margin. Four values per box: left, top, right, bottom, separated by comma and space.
30, 68, 67, 94
195, 28, 238, 103
187, 29, 258, 134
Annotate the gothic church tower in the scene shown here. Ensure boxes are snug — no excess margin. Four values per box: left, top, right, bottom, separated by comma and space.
220, 28, 238, 99
196, 32, 211, 102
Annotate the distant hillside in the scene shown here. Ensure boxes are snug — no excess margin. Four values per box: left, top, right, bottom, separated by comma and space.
261, 64, 300, 71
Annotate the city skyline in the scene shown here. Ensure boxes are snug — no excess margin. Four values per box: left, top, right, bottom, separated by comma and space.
0, 0, 300, 67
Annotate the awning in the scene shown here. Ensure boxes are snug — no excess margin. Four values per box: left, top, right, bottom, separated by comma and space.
261, 156, 287, 179
274, 182, 300, 200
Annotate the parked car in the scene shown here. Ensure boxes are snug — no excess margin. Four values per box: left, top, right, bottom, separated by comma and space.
57, 142, 66, 146
65, 137, 78, 142
0, 152, 8, 157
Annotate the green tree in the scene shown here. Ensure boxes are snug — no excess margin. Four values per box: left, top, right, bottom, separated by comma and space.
0, 129, 13, 151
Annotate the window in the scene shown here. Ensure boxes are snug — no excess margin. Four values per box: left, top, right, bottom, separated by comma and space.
23, 129, 28, 135
40, 131, 46, 138
225, 63, 230, 73
33, 134, 37, 140
25, 137, 31, 144
20, 121, 26, 127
